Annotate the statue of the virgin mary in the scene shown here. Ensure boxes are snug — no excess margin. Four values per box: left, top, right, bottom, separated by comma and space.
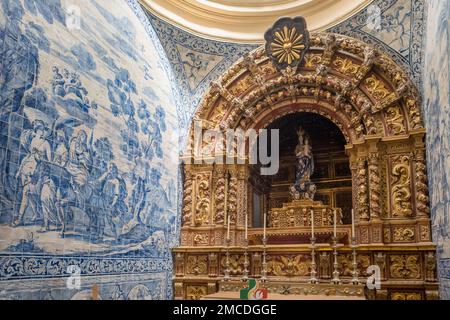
291, 127, 316, 200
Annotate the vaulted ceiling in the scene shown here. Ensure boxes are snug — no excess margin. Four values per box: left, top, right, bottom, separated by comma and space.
140, 0, 372, 43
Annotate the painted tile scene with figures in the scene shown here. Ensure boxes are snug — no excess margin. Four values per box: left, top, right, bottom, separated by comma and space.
0, 0, 179, 299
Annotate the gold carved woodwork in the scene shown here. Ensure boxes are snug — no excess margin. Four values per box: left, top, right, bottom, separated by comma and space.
385, 106, 406, 135
360, 226, 369, 244
175, 31, 436, 300
375, 252, 386, 279
193, 233, 209, 246
174, 282, 183, 298
210, 101, 227, 125
182, 172, 193, 226
269, 199, 342, 228
229, 75, 254, 97
269, 25, 307, 65
221, 255, 245, 276
227, 171, 238, 223
181, 230, 189, 246
267, 255, 311, 277
383, 228, 391, 243
389, 255, 421, 279
352, 47, 376, 87
380, 154, 388, 218
186, 285, 208, 300
304, 53, 322, 68
372, 224, 382, 243
208, 253, 218, 277
337, 254, 370, 277
420, 224, 431, 242
186, 255, 208, 275
207, 283, 217, 295
322, 34, 338, 66
192, 33, 425, 142
194, 173, 211, 225
392, 227, 415, 242
425, 252, 436, 282
425, 291, 439, 300
356, 159, 369, 221
214, 169, 226, 224
260, 61, 278, 77
364, 75, 392, 102
391, 155, 413, 217
414, 150, 430, 217
391, 292, 422, 300
368, 153, 381, 219
236, 173, 248, 227
333, 56, 360, 77
406, 98, 423, 129
175, 253, 185, 277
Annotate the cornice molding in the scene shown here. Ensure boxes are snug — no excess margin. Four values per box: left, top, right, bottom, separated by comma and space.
139, 0, 373, 43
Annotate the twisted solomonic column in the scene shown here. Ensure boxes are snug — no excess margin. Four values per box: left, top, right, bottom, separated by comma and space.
368, 153, 381, 220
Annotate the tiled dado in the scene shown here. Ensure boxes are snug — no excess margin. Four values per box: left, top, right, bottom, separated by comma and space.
0, 255, 172, 280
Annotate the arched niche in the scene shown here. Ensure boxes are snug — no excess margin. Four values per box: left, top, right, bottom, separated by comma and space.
248, 111, 351, 233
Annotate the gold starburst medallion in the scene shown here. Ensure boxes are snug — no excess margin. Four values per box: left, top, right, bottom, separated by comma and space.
270, 26, 305, 65
265, 17, 310, 70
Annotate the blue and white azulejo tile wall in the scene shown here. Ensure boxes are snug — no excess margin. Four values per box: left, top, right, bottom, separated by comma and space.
0, 0, 180, 300
423, 0, 450, 300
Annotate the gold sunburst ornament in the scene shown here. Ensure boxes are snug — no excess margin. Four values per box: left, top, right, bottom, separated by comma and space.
265, 17, 310, 71
271, 26, 305, 65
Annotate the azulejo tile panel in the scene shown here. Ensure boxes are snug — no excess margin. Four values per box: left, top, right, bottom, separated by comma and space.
0, 0, 180, 299
144, 10, 258, 122
329, 0, 425, 88
423, 0, 450, 300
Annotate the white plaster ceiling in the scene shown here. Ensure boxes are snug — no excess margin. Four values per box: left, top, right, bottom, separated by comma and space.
140, 0, 373, 43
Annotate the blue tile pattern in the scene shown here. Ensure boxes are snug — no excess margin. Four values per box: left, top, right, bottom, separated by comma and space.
423, 0, 450, 300
329, 0, 425, 87
144, 11, 258, 122
0, 0, 180, 299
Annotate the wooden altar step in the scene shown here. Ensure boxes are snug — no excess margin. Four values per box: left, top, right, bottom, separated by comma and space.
202, 281, 368, 300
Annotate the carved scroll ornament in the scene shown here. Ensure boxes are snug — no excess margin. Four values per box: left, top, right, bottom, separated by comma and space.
391, 156, 413, 217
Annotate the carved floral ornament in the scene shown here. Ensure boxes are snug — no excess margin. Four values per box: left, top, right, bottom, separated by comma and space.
189, 29, 424, 150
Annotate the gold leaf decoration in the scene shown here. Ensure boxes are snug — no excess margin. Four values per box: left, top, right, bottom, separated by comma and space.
390, 255, 421, 279
271, 26, 306, 65
267, 255, 311, 276
391, 156, 413, 217
333, 57, 360, 76
186, 285, 207, 300
365, 75, 391, 101
186, 255, 208, 275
